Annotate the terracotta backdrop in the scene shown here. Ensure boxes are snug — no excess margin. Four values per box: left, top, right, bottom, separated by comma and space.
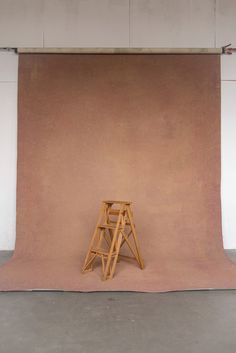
0, 53, 236, 291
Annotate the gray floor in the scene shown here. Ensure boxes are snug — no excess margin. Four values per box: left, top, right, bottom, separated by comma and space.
0, 251, 236, 353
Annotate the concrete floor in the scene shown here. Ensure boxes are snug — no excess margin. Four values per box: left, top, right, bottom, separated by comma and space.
0, 251, 236, 353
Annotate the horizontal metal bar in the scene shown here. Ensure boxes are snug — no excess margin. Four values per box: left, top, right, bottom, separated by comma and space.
0, 48, 17, 53
16, 47, 222, 54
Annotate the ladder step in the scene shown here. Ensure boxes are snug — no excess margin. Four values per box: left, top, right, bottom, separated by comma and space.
91, 248, 116, 257
108, 209, 120, 215
109, 220, 131, 226
98, 224, 123, 230
104, 200, 131, 205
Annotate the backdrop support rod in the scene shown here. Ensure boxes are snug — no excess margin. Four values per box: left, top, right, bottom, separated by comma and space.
1, 46, 235, 55
222, 44, 236, 55
16, 47, 223, 54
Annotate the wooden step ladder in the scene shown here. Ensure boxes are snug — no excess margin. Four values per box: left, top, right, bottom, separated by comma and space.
82, 200, 144, 280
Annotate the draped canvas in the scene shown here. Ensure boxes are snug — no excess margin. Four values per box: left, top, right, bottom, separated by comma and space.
0, 54, 236, 291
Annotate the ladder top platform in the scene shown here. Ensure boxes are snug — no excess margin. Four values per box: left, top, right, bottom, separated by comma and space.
103, 200, 131, 205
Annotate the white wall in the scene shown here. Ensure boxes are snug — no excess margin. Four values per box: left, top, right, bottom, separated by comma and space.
0, 0, 236, 249
0, 52, 17, 250
221, 56, 236, 248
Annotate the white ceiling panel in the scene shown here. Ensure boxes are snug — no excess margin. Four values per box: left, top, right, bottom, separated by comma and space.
216, 0, 236, 47
43, 0, 129, 47
130, 0, 216, 48
0, 0, 43, 47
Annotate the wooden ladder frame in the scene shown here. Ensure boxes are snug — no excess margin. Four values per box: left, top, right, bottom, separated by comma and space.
82, 200, 144, 280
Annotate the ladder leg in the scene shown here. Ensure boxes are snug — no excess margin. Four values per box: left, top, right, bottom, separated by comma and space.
103, 208, 124, 280
83, 253, 97, 272
82, 203, 106, 272
126, 206, 144, 269
106, 204, 114, 244
108, 231, 123, 279
107, 207, 127, 278
101, 255, 105, 275
121, 230, 140, 264
83, 227, 105, 272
